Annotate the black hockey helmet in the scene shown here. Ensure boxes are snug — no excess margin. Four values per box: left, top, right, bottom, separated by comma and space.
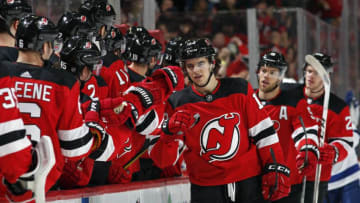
15, 14, 59, 52
125, 26, 150, 41
124, 34, 159, 64
79, 1, 115, 32
179, 38, 216, 61
257, 51, 287, 73
57, 11, 95, 41
103, 26, 126, 53
304, 52, 334, 73
60, 37, 102, 75
0, 0, 32, 25
161, 36, 184, 66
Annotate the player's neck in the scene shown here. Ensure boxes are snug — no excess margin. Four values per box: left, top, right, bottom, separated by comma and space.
129, 63, 148, 77
16, 51, 44, 67
0, 33, 15, 47
194, 76, 218, 95
79, 67, 92, 82
258, 86, 280, 100
305, 85, 324, 99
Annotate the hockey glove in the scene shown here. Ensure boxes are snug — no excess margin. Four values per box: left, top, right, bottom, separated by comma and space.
99, 97, 135, 127
262, 163, 291, 201
150, 66, 185, 97
59, 158, 94, 189
319, 143, 339, 165
84, 99, 101, 123
296, 144, 320, 176
162, 109, 196, 136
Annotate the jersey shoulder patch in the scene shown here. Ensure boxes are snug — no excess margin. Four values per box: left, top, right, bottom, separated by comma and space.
329, 92, 347, 114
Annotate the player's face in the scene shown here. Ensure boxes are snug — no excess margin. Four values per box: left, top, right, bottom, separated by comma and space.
185, 57, 213, 87
305, 65, 323, 90
258, 66, 281, 93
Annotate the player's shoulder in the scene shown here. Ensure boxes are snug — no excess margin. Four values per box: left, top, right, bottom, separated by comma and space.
329, 92, 348, 114
94, 75, 108, 87
4, 61, 78, 89
168, 86, 196, 108
277, 84, 305, 107
219, 77, 249, 95
0, 46, 19, 62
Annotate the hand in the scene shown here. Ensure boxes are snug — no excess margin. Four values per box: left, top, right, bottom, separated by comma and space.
319, 143, 338, 165
296, 145, 319, 176
2, 177, 34, 203
59, 158, 94, 188
163, 109, 196, 135
84, 100, 100, 123
262, 163, 291, 201
99, 97, 133, 127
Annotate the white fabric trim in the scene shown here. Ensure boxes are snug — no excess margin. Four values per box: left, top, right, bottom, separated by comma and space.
0, 118, 24, 136
248, 118, 273, 137
58, 124, 89, 141
136, 110, 159, 135
256, 133, 279, 148
61, 138, 93, 158
95, 135, 115, 162
0, 136, 31, 157
328, 170, 360, 190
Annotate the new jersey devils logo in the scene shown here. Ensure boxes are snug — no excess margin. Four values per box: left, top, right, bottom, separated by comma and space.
200, 113, 240, 163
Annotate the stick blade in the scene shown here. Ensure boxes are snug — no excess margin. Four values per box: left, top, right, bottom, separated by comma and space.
305, 55, 331, 87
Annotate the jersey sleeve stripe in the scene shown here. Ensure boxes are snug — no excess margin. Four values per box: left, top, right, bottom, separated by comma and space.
249, 117, 274, 137
329, 139, 353, 149
136, 110, 159, 135
252, 126, 276, 143
89, 132, 110, 160
58, 124, 90, 141
328, 137, 353, 147
256, 133, 279, 148
0, 129, 27, 146
292, 125, 319, 147
59, 131, 93, 150
0, 136, 31, 157
61, 138, 93, 158
92, 135, 115, 162
0, 118, 25, 136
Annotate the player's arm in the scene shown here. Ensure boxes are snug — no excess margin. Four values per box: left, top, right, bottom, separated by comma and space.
245, 82, 290, 201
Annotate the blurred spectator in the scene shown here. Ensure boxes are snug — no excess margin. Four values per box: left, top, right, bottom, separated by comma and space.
212, 32, 227, 49
306, 0, 342, 23
178, 18, 196, 39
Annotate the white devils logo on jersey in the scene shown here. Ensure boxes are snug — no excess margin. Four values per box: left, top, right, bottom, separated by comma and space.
200, 113, 240, 163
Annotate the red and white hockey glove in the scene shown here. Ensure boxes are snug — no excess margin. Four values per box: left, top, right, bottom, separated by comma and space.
319, 143, 339, 165
162, 109, 196, 136
262, 163, 291, 201
84, 99, 101, 123
150, 66, 185, 97
59, 158, 94, 189
296, 144, 320, 176
99, 97, 134, 127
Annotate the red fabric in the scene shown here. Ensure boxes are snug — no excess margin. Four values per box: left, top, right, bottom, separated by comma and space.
321, 0, 342, 19
262, 171, 290, 201
296, 150, 318, 176
59, 158, 94, 189
167, 109, 196, 135
226, 59, 248, 77
162, 79, 285, 186
81, 75, 109, 100
0, 75, 32, 184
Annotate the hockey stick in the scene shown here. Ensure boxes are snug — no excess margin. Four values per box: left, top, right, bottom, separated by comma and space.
123, 113, 200, 170
305, 55, 331, 203
298, 116, 308, 203
268, 148, 278, 199
34, 136, 56, 203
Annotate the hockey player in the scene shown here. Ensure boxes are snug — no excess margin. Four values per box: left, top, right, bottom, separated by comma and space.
6, 14, 111, 193
255, 51, 305, 202
290, 53, 355, 203
161, 38, 290, 202
0, 0, 31, 61
324, 91, 360, 203
0, 66, 34, 202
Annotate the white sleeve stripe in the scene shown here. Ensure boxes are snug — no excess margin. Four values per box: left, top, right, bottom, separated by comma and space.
95, 136, 115, 162
61, 139, 93, 158
328, 137, 353, 143
330, 140, 353, 153
249, 118, 274, 137
256, 133, 279, 148
0, 137, 31, 157
0, 118, 24, 136
294, 134, 319, 148
58, 124, 89, 141
291, 125, 318, 139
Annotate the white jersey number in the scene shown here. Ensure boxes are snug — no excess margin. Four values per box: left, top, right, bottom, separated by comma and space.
19, 102, 41, 143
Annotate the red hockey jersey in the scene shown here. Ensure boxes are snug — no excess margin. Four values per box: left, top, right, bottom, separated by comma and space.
291, 85, 354, 181
256, 88, 303, 185
0, 66, 32, 184
7, 61, 95, 191
166, 78, 284, 186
